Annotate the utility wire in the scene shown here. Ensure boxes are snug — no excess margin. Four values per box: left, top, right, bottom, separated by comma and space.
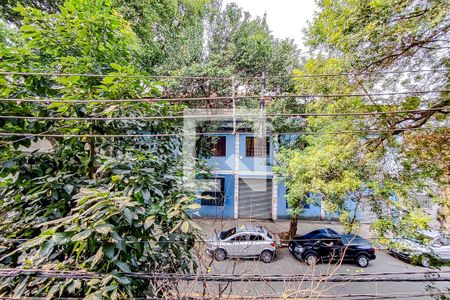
0, 68, 448, 79
0, 291, 449, 300
0, 127, 447, 140
0, 108, 446, 122
0, 236, 448, 244
0, 89, 448, 104
0, 268, 448, 283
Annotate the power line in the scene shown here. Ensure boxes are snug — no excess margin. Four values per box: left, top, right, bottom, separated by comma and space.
0, 68, 448, 79
1, 236, 449, 245
0, 108, 446, 122
0, 291, 449, 300
0, 268, 448, 283
0, 127, 446, 140
0, 89, 448, 104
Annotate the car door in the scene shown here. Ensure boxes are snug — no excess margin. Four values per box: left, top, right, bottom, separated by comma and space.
314, 235, 329, 259
227, 234, 249, 257
317, 235, 339, 260
248, 234, 265, 256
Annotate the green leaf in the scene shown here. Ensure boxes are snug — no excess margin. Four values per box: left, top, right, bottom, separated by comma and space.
103, 244, 115, 259
144, 216, 154, 230
71, 229, 93, 242
187, 203, 201, 210
110, 63, 122, 71
64, 184, 74, 195
20, 25, 36, 32
115, 261, 131, 273
181, 221, 190, 233
94, 223, 114, 234
401, 96, 420, 110
141, 189, 150, 201
47, 102, 66, 109
84, 292, 102, 300
114, 276, 131, 285
91, 246, 103, 269
122, 207, 132, 224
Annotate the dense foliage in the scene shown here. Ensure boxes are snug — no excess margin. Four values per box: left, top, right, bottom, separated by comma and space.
0, 0, 202, 298
276, 0, 449, 237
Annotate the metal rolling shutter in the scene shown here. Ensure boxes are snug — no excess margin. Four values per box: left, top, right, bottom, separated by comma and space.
238, 178, 272, 219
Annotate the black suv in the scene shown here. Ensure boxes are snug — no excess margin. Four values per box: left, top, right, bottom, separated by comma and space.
288, 228, 376, 267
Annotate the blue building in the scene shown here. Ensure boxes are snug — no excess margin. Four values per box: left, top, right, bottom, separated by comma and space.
193, 131, 359, 220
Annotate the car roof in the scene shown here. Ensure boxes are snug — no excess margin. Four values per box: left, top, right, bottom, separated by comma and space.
235, 224, 266, 234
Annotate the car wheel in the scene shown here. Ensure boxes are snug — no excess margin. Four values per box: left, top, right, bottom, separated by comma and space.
356, 255, 369, 268
214, 249, 227, 261
305, 253, 318, 266
260, 250, 274, 263
420, 256, 430, 268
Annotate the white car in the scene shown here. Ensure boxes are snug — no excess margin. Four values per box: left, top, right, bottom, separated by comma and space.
206, 225, 276, 263
389, 230, 450, 267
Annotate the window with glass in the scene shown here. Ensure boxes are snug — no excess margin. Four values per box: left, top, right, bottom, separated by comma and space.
246, 137, 270, 157
197, 136, 226, 157
230, 234, 248, 241
200, 178, 225, 206
249, 235, 264, 241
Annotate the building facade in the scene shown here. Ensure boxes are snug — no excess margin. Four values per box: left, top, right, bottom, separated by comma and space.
194, 132, 359, 220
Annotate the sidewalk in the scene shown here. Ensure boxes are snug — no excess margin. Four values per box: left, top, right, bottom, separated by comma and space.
194, 218, 373, 240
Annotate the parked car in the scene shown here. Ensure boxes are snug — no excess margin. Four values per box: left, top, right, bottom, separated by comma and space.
206, 225, 276, 263
288, 228, 376, 267
388, 230, 450, 267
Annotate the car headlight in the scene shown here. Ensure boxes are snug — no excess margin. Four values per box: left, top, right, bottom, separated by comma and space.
295, 246, 305, 254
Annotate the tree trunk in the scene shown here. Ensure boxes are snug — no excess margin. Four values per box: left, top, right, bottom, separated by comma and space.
349, 195, 361, 233
288, 215, 298, 238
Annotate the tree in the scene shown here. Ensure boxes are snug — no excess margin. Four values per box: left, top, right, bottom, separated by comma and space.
113, 0, 208, 69
0, 0, 202, 298
276, 0, 449, 238
164, 1, 299, 98
305, 0, 449, 134
0, 0, 62, 25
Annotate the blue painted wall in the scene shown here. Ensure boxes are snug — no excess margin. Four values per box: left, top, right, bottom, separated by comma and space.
193, 174, 235, 219
276, 181, 322, 219
276, 180, 362, 220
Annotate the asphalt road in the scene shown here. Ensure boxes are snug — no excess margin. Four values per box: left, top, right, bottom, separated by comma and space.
189, 247, 450, 299
187, 219, 450, 299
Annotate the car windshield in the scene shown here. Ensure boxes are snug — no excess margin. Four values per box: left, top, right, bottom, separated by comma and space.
220, 227, 236, 240
303, 230, 321, 239
326, 228, 339, 235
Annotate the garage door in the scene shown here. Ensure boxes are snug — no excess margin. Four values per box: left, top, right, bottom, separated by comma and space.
238, 178, 272, 219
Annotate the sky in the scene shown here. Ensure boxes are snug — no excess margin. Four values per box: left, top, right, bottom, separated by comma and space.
222, 0, 318, 51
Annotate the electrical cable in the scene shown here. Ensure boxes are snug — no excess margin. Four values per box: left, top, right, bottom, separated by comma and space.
0, 68, 448, 79
0, 108, 446, 122
0, 89, 448, 103
0, 126, 446, 140
0, 268, 448, 282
